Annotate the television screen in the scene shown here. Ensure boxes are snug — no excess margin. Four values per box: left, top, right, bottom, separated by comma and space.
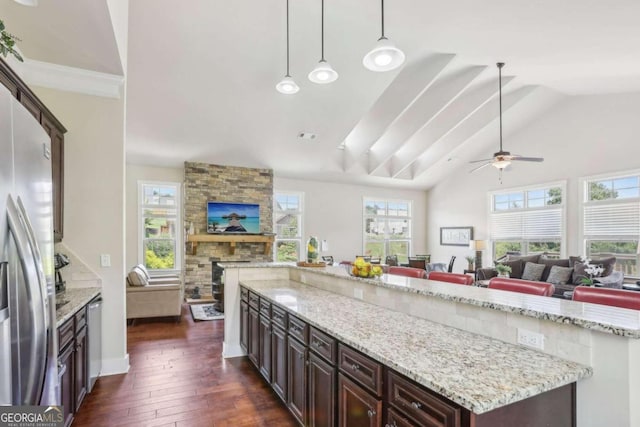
207, 201, 260, 234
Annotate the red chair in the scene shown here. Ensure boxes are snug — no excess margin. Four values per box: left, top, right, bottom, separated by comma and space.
488, 278, 555, 297
428, 272, 474, 285
339, 260, 353, 266
572, 286, 640, 310
387, 266, 427, 279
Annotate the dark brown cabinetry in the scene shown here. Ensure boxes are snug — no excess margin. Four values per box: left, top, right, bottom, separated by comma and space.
259, 311, 272, 382
271, 323, 288, 402
287, 334, 307, 425
240, 300, 249, 352
308, 352, 336, 427
248, 307, 260, 367
338, 373, 382, 427
57, 304, 92, 427
0, 58, 66, 241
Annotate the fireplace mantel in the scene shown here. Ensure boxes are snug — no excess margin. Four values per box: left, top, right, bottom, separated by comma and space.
187, 234, 275, 255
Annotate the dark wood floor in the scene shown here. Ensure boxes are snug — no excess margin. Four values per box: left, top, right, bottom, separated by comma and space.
73, 305, 298, 427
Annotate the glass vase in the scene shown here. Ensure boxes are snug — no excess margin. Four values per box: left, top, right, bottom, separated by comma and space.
307, 236, 319, 263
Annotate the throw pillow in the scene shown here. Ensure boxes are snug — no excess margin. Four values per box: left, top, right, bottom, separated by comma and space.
539, 257, 571, 282
494, 259, 524, 279
521, 262, 546, 281
507, 253, 542, 264
127, 267, 148, 286
546, 265, 574, 285
136, 264, 151, 280
571, 256, 616, 284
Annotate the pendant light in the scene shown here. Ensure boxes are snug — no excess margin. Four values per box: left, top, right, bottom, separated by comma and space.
276, 0, 300, 94
363, 0, 405, 72
308, 0, 338, 84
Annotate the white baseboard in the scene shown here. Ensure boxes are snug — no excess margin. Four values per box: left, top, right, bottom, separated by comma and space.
222, 343, 246, 359
99, 354, 130, 376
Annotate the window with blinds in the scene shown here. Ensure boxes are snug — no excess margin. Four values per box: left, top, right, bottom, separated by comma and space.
582, 172, 640, 277
489, 183, 565, 259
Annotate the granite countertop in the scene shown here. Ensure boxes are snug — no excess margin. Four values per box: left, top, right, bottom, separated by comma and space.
241, 279, 592, 415
222, 263, 640, 338
55, 287, 101, 327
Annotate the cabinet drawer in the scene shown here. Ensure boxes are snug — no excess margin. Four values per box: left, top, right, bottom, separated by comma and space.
387, 371, 461, 427
288, 314, 308, 345
338, 344, 383, 397
248, 291, 260, 310
58, 318, 74, 351
240, 287, 249, 302
387, 407, 421, 427
75, 306, 87, 330
271, 305, 288, 329
309, 326, 337, 364
259, 298, 271, 318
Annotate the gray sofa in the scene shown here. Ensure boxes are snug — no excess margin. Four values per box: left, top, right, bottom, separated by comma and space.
477, 254, 623, 297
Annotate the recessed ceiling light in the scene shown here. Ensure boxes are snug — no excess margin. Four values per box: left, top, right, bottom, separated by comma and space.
298, 132, 317, 141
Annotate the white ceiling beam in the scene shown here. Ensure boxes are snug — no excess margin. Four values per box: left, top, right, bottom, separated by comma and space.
341, 53, 455, 172
408, 86, 537, 179
367, 65, 486, 177
389, 74, 515, 178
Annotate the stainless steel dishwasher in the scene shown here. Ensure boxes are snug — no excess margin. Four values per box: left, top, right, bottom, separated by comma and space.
87, 295, 102, 392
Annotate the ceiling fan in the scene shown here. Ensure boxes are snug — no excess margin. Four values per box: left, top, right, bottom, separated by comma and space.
469, 62, 543, 175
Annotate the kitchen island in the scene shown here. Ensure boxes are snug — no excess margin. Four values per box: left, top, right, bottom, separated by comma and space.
222, 264, 640, 426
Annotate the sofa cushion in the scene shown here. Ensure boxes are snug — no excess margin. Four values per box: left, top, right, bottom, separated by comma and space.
545, 265, 574, 285
507, 253, 541, 264
539, 258, 571, 282
127, 266, 148, 287
572, 257, 617, 284
521, 262, 546, 281
494, 259, 524, 279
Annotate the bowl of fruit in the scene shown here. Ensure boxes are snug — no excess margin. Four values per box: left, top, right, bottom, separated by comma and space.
347, 257, 383, 279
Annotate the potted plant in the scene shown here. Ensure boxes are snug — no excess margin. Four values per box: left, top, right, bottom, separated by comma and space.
0, 20, 23, 62
495, 263, 512, 278
465, 255, 475, 270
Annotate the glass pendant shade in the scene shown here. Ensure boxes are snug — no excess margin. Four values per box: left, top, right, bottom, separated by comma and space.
276, 76, 300, 94
363, 37, 405, 72
13, 0, 38, 5
308, 60, 339, 84
492, 159, 511, 170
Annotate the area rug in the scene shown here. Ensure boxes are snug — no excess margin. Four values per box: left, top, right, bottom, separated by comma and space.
189, 303, 224, 321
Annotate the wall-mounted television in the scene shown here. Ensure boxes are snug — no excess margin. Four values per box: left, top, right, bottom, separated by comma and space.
207, 201, 260, 234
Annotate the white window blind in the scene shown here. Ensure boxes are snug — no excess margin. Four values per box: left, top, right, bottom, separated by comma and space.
490, 208, 563, 241
584, 202, 640, 238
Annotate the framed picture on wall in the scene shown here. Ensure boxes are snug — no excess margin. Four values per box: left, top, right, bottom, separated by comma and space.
440, 226, 473, 246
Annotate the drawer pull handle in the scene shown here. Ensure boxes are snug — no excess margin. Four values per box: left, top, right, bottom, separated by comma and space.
367, 409, 376, 418
291, 325, 302, 333
297, 353, 304, 360
351, 363, 360, 371
411, 401, 422, 409
312, 340, 324, 348
385, 422, 397, 427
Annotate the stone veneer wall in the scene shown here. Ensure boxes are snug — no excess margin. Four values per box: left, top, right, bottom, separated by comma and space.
183, 162, 273, 293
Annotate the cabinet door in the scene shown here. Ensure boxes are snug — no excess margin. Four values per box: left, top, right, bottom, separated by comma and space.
259, 314, 272, 382
41, 115, 64, 241
287, 337, 307, 426
248, 307, 260, 367
74, 326, 88, 410
58, 343, 75, 427
309, 352, 336, 427
338, 373, 381, 427
271, 324, 287, 402
386, 407, 420, 427
240, 300, 249, 352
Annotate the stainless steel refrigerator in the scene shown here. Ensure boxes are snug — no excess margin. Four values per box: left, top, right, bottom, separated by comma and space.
0, 84, 58, 406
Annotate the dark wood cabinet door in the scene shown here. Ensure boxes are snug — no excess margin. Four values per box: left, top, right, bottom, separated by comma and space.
271, 324, 287, 402
40, 115, 64, 242
386, 407, 420, 427
259, 314, 272, 382
338, 373, 382, 427
287, 337, 307, 426
74, 326, 88, 410
58, 343, 75, 427
308, 352, 336, 427
248, 307, 260, 367
240, 300, 249, 352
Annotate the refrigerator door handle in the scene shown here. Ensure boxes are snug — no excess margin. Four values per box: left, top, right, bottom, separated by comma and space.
6, 194, 47, 404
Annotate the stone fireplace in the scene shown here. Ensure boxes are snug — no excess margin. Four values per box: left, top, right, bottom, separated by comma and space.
183, 162, 273, 294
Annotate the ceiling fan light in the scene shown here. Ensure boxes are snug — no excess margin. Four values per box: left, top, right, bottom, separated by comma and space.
276, 76, 300, 94
308, 60, 339, 84
363, 37, 405, 72
492, 159, 511, 170
13, 0, 38, 6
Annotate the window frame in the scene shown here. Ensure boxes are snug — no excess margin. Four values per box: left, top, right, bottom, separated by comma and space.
362, 197, 412, 263
138, 180, 182, 273
488, 181, 567, 261
579, 169, 640, 279
273, 191, 305, 262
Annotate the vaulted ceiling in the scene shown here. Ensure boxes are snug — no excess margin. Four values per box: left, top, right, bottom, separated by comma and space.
4, 0, 640, 189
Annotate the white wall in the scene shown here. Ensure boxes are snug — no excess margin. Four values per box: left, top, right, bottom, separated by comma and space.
33, 87, 128, 374
125, 163, 183, 269
426, 92, 640, 272
274, 177, 428, 262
